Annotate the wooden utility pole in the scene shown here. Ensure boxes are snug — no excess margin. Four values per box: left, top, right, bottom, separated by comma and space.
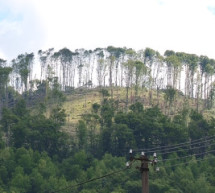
140, 156, 149, 193
128, 150, 157, 193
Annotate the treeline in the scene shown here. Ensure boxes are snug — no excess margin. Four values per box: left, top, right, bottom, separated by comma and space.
0, 87, 215, 192
1, 46, 215, 111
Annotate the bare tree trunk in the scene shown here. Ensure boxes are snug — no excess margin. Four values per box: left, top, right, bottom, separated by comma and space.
126, 86, 129, 112
109, 64, 113, 98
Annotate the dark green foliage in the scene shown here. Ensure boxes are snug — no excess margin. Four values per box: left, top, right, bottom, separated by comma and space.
1, 99, 68, 157
208, 84, 215, 109
50, 77, 66, 104
100, 99, 115, 127
12, 53, 34, 92
50, 106, 66, 126
0, 95, 215, 192
99, 89, 110, 98
107, 46, 126, 59
144, 47, 156, 64
164, 86, 176, 105
111, 123, 135, 156
0, 67, 12, 90
0, 65, 13, 108
2, 45, 215, 193
164, 50, 175, 56
100, 126, 113, 154
77, 120, 87, 149
189, 110, 209, 140
129, 102, 144, 113
200, 55, 210, 73
92, 103, 100, 113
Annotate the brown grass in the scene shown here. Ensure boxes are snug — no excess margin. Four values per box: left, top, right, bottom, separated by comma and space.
60, 87, 214, 132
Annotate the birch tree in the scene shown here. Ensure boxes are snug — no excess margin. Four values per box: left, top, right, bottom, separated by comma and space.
52, 48, 73, 90
123, 59, 134, 111
0, 59, 12, 109
134, 61, 147, 100
12, 53, 34, 93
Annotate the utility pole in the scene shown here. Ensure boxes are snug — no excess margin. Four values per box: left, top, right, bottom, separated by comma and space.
127, 150, 157, 193
140, 155, 149, 193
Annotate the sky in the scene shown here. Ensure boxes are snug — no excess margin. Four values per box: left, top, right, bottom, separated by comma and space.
1, 0, 215, 61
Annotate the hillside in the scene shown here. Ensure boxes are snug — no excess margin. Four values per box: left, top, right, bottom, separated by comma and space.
1, 47, 215, 193
1, 85, 215, 193
60, 86, 213, 133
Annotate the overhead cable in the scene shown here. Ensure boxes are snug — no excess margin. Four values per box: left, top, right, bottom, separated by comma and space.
135, 135, 215, 153
158, 149, 215, 162
47, 167, 129, 193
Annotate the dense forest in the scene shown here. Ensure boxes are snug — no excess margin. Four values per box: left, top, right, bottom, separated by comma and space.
0, 46, 215, 192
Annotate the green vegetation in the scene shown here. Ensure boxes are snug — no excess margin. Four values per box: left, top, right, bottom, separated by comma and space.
0, 92, 215, 192
1, 46, 215, 192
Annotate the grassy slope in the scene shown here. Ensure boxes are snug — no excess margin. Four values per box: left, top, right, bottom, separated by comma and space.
62, 89, 101, 133
60, 87, 214, 133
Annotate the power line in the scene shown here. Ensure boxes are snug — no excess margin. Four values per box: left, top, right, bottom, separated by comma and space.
132, 138, 215, 156
148, 136, 215, 153
161, 154, 215, 169
129, 142, 215, 159
127, 140, 215, 193
134, 135, 215, 153
45, 136, 215, 193
155, 141, 215, 156
158, 149, 215, 162
46, 167, 129, 193
140, 135, 215, 152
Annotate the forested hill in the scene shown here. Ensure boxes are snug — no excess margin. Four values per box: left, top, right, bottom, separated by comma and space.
0, 47, 215, 193
1, 46, 215, 99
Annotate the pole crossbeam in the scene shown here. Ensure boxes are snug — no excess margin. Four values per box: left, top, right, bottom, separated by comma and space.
128, 150, 157, 193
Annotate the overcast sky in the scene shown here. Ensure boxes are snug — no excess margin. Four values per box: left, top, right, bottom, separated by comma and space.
1, 0, 215, 61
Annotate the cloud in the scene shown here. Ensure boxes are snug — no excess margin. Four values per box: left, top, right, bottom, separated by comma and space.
0, 20, 22, 36
29, 0, 215, 58
0, 49, 6, 60
208, 6, 215, 15
0, 0, 46, 60
1, 0, 215, 61
31, 0, 165, 50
